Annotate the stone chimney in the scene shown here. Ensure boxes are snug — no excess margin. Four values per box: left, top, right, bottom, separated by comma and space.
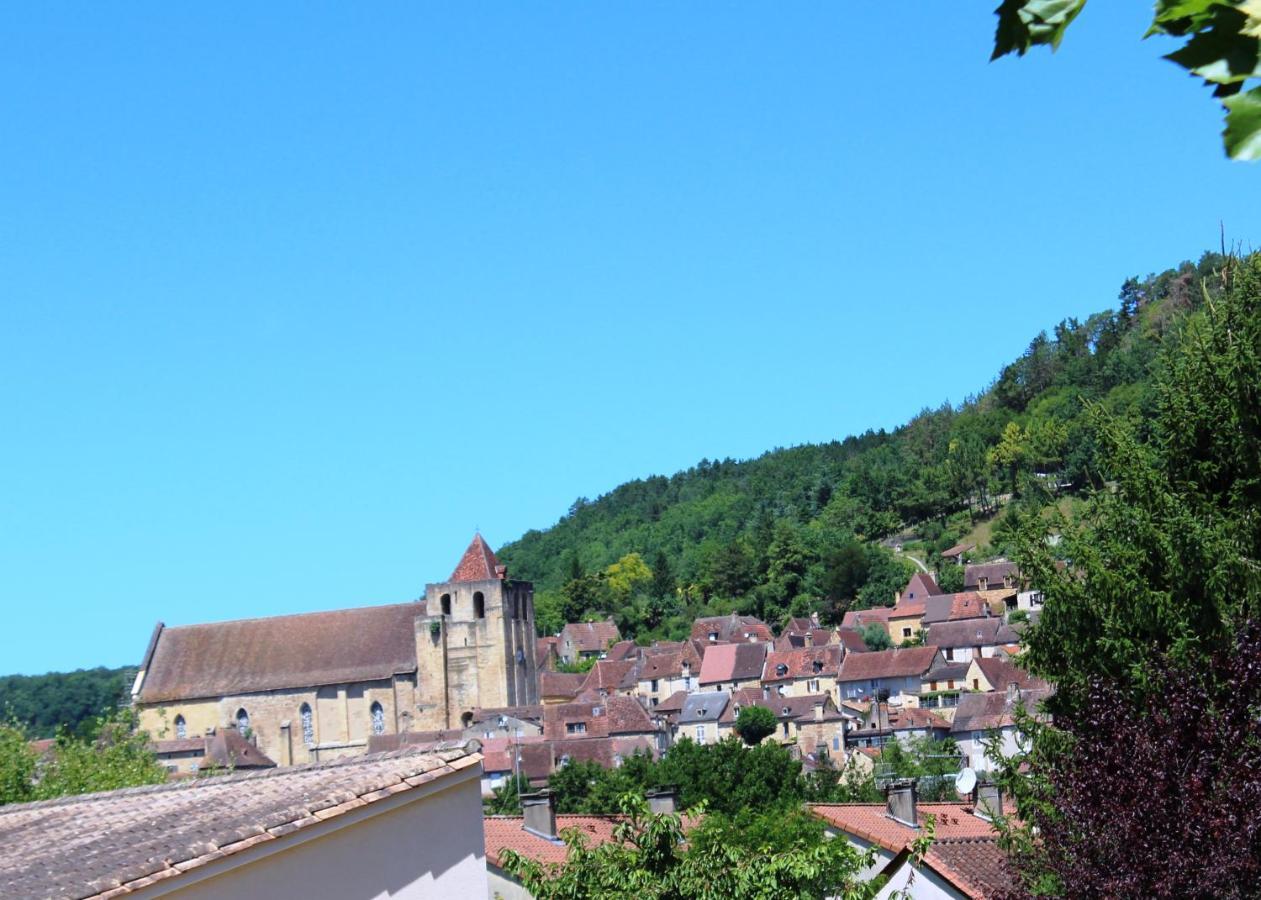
975, 782, 1003, 821
813, 700, 824, 722
646, 786, 678, 815
1006, 682, 1020, 704
521, 790, 557, 839
885, 779, 918, 828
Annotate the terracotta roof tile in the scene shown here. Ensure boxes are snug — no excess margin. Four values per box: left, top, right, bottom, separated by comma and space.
485, 815, 621, 867
0, 742, 481, 899
762, 645, 841, 683
810, 802, 998, 851
924, 620, 1018, 649
698, 643, 767, 685
539, 671, 586, 701
899, 572, 941, 602
561, 621, 621, 654
450, 533, 504, 582
952, 687, 1053, 733
841, 607, 892, 628
690, 615, 773, 644
137, 603, 422, 703
922, 592, 992, 624
838, 646, 940, 682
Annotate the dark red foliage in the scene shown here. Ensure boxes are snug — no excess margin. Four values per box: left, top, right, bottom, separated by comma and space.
1020, 624, 1261, 898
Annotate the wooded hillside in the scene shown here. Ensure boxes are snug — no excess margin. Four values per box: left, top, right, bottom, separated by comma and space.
499, 252, 1230, 640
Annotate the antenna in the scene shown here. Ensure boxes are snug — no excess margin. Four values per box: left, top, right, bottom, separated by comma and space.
955, 767, 977, 797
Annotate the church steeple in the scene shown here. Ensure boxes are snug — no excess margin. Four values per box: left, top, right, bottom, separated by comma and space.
449, 533, 504, 582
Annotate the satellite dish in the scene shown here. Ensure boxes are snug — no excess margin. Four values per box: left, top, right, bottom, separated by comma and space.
955, 767, 977, 796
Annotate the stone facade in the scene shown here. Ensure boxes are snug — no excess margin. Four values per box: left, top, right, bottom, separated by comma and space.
134, 534, 537, 766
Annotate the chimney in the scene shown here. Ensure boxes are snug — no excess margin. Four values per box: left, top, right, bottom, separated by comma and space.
975, 782, 1003, 821
885, 779, 918, 828
1006, 682, 1020, 704
813, 700, 824, 722
521, 790, 557, 839
646, 786, 678, 815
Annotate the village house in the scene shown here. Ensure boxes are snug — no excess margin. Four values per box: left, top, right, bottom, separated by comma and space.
536, 637, 560, 671
151, 724, 276, 777
940, 541, 975, 566
896, 572, 940, 605
918, 658, 971, 720
924, 619, 1020, 664
538, 670, 586, 705
698, 641, 768, 693
576, 658, 640, 700
887, 600, 928, 645
559, 619, 621, 663
0, 742, 489, 898
953, 684, 1053, 771
761, 644, 843, 699
812, 783, 1017, 898
841, 607, 892, 632
921, 592, 991, 626
964, 561, 1019, 593
634, 641, 702, 705
677, 691, 729, 745
837, 645, 941, 703
963, 656, 1047, 694
845, 703, 952, 751
691, 613, 774, 644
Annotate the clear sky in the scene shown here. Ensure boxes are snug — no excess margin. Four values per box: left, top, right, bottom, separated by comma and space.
1, 5, 1256, 675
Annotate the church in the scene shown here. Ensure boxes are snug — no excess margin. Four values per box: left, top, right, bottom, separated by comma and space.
132, 534, 539, 766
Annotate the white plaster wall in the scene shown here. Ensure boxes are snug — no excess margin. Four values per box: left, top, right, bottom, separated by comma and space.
160, 774, 488, 900
872, 858, 967, 899
487, 866, 533, 900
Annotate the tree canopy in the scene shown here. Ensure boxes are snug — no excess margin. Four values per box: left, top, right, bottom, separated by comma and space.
992, 1, 1261, 160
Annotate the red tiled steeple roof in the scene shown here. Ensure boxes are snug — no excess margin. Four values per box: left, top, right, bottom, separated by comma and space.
450, 533, 503, 582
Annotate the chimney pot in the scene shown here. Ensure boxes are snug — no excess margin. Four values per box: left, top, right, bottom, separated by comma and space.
645, 786, 678, 815
520, 790, 557, 839
976, 782, 1003, 821
885, 779, 918, 828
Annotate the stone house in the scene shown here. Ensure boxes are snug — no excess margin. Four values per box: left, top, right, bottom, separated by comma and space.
837, 646, 942, 703
952, 685, 1053, 771
887, 600, 928, 646
690, 613, 773, 644
634, 642, 702, 705
896, 572, 941, 605
844, 703, 952, 751
698, 641, 768, 693
677, 691, 729, 745
151, 724, 276, 777
559, 619, 621, 663
923, 619, 1019, 664
760, 644, 843, 700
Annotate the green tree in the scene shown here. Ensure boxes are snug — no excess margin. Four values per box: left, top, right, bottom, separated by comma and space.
484, 772, 531, 815
500, 794, 891, 900
734, 705, 777, 746
988, 421, 1028, 498
0, 722, 37, 806
656, 737, 804, 817
605, 553, 653, 604
820, 540, 870, 623
859, 622, 892, 651
992, 1, 1261, 160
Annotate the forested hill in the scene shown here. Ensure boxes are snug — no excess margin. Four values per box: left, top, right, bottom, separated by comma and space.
499, 252, 1229, 641
0, 667, 135, 739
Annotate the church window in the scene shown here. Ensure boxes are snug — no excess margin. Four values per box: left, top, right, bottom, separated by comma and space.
473, 592, 485, 619
300, 703, 314, 746
236, 708, 250, 732
174, 715, 186, 739
440, 593, 451, 616
370, 702, 386, 736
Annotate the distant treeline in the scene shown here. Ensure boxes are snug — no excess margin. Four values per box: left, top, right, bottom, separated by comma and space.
499, 252, 1230, 640
0, 667, 135, 739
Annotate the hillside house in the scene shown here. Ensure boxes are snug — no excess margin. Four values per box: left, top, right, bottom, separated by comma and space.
560, 620, 621, 663
678, 691, 729, 745
837, 646, 941, 703
952, 685, 1052, 771
761, 644, 843, 699
924, 620, 1020, 664
691, 613, 773, 644
698, 642, 768, 692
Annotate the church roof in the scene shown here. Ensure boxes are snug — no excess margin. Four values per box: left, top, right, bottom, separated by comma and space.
450, 533, 504, 582
137, 603, 423, 703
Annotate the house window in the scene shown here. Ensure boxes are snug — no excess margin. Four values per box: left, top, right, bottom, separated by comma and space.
440, 593, 451, 616
174, 715, 186, 740
567, 722, 587, 734
979, 577, 989, 590
651, 679, 659, 692
972, 679, 980, 690
902, 627, 912, 638
708, 631, 718, 642
782, 722, 790, 737
370, 701, 386, 735
696, 725, 706, 743
300, 703, 315, 746
473, 592, 485, 619
808, 679, 819, 692
832, 736, 840, 751
236, 708, 250, 732
776, 663, 788, 677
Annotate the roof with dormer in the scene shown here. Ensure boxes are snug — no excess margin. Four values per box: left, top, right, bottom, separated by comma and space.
450, 533, 504, 582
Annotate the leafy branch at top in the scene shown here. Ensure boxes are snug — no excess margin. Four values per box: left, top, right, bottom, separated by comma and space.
992, 0, 1261, 160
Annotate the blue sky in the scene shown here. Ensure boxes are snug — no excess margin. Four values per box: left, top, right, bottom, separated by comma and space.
1, 4, 1256, 675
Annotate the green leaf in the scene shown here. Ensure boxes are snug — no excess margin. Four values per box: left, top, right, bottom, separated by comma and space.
1148, 0, 1222, 37
1164, 9, 1261, 85
1223, 85, 1261, 159
992, 0, 1089, 60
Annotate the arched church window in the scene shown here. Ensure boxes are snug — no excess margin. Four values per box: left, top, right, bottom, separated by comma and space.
174, 715, 186, 740
473, 591, 485, 619
440, 593, 451, 616
236, 708, 250, 733
370, 702, 386, 736
300, 703, 315, 746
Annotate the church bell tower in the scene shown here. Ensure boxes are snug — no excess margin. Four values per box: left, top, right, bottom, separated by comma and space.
414, 534, 539, 730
